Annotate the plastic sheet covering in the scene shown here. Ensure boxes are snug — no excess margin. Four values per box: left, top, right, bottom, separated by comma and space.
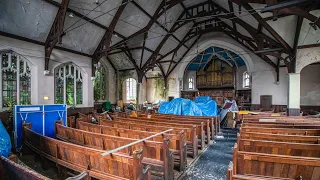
220, 100, 239, 121
0, 120, 11, 157
158, 96, 218, 116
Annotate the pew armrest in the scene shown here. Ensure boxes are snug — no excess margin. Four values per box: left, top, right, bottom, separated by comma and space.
140, 165, 151, 180
65, 171, 88, 180
227, 161, 233, 180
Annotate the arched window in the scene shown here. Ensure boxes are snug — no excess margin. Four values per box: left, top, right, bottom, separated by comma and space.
243, 71, 250, 88
125, 78, 136, 101
188, 76, 194, 90
0, 52, 32, 108
55, 63, 83, 105
94, 62, 107, 101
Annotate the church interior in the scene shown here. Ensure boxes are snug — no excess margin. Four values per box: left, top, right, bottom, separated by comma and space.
0, 0, 320, 179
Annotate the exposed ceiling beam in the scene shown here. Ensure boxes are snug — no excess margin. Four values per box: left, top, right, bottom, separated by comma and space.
241, 3, 293, 53
289, 16, 304, 73
140, 33, 148, 69
44, 0, 70, 72
112, 0, 185, 49
141, 7, 187, 72
298, 43, 320, 49
228, 1, 238, 41
42, 0, 125, 39
93, 0, 128, 62
106, 57, 117, 72
131, 1, 188, 49
167, 35, 202, 76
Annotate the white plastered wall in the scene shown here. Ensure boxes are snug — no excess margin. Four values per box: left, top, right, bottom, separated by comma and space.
0, 35, 94, 107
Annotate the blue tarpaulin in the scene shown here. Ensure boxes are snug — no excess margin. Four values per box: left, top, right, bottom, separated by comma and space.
0, 120, 11, 157
158, 96, 218, 116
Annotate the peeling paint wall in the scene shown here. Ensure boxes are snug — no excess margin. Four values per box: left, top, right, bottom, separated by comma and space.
300, 64, 320, 106
0, 35, 94, 107
251, 68, 288, 105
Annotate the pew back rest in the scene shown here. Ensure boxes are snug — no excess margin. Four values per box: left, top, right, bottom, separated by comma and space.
240, 127, 320, 136
240, 132, 320, 144
24, 126, 144, 179
236, 151, 320, 179
238, 139, 320, 158
56, 123, 167, 161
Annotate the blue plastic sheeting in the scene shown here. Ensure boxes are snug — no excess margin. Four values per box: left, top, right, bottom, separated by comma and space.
0, 120, 11, 157
158, 96, 218, 116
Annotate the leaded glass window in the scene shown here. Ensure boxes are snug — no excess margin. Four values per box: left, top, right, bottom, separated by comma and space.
0, 52, 32, 108
188, 76, 194, 90
55, 63, 83, 105
243, 71, 250, 88
125, 78, 136, 101
93, 62, 107, 101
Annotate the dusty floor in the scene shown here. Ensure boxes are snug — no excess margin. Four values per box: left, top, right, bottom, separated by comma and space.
182, 129, 237, 180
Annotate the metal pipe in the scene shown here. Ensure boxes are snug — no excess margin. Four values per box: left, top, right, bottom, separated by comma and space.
261, 0, 310, 13
254, 48, 283, 54
101, 129, 173, 156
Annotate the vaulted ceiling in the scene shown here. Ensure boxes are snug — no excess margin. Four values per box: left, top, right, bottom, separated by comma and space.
1, 0, 320, 81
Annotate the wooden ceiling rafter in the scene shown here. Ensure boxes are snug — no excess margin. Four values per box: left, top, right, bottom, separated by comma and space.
44, 0, 70, 72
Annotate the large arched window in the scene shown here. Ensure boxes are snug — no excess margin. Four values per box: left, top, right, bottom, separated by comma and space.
125, 78, 136, 101
94, 62, 107, 101
243, 71, 250, 88
188, 76, 194, 90
55, 63, 83, 105
0, 51, 32, 108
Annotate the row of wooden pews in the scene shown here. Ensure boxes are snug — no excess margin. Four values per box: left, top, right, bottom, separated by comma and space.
22, 111, 219, 180
76, 111, 219, 179
227, 114, 320, 180
23, 122, 151, 180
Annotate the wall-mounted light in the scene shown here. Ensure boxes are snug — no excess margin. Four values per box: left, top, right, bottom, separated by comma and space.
43, 96, 49, 100
69, 12, 75, 18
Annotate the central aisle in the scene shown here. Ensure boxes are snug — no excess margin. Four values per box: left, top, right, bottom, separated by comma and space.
182, 129, 237, 180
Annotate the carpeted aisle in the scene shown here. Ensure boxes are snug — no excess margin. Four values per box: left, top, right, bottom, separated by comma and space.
182, 129, 237, 180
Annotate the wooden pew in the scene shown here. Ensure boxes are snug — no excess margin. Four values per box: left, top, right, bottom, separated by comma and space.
228, 144, 320, 180
151, 114, 219, 139
239, 132, 320, 144
77, 121, 187, 171
241, 123, 320, 129
240, 127, 320, 136
0, 156, 89, 180
237, 139, 320, 158
55, 123, 174, 180
126, 116, 211, 144
150, 114, 218, 140
113, 117, 206, 150
23, 124, 151, 180
96, 119, 198, 158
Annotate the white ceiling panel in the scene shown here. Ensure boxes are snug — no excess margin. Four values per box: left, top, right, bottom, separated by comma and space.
68, 0, 122, 27
0, 0, 58, 42
115, 3, 150, 37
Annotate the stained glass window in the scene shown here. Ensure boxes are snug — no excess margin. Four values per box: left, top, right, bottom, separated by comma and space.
125, 78, 136, 101
0, 52, 31, 108
54, 63, 83, 105
188, 76, 194, 90
243, 71, 250, 88
93, 62, 107, 101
